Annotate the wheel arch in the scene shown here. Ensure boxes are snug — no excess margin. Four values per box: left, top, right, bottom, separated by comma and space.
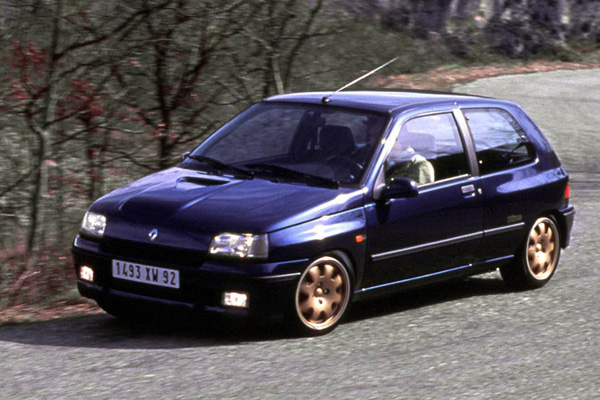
316, 249, 357, 289
546, 210, 567, 249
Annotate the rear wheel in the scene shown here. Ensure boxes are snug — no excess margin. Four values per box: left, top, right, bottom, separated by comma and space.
292, 255, 352, 335
501, 216, 561, 290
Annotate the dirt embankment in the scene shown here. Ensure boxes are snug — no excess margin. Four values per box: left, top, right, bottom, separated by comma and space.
380, 60, 600, 91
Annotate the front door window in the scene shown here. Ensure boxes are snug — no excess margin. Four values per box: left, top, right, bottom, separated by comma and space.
385, 112, 470, 186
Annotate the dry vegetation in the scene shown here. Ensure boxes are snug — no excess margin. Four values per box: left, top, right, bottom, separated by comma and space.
382, 59, 600, 91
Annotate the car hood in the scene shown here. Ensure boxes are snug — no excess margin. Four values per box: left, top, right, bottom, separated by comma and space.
90, 167, 364, 248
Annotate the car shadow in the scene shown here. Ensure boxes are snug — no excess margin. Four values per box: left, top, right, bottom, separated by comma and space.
346, 274, 509, 323
0, 311, 291, 349
0, 274, 509, 349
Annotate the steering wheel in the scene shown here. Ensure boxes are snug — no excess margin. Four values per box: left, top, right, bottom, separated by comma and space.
327, 155, 364, 181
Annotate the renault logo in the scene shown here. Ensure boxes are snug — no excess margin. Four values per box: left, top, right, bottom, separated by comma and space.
148, 229, 158, 242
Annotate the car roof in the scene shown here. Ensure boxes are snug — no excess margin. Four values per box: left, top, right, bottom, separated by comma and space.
264, 90, 498, 114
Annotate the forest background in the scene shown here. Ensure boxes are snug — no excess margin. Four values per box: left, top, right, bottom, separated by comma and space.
1, 0, 599, 323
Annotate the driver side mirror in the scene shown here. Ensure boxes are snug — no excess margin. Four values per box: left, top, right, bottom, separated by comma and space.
383, 177, 419, 201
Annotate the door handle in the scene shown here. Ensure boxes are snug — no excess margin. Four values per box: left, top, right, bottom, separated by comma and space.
461, 184, 476, 195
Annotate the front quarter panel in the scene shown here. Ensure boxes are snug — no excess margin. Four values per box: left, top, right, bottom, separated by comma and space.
268, 207, 368, 288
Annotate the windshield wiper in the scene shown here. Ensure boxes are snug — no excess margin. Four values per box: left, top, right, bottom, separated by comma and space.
186, 155, 254, 179
246, 163, 339, 189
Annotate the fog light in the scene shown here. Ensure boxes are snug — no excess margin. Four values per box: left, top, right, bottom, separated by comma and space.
222, 291, 248, 308
80, 266, 94, 282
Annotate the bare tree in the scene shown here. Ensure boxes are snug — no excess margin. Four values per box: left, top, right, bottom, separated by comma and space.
108, 0, 258, 170
0, 0, 172, 254
227, 0, 332, 102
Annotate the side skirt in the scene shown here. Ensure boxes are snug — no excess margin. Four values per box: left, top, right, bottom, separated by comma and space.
353, 254, 514, 301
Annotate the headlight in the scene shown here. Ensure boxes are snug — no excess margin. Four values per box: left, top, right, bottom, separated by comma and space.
81, 211, 106, 238
209, 233, 268, 259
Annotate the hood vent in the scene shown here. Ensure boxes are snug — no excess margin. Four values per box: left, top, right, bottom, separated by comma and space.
178, 176, 229, 186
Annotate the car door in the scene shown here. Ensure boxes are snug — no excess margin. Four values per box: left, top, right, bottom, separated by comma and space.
363, 110, 484, 289
461, 107, 538, 262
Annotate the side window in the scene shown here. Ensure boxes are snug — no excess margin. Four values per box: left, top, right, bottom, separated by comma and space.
464, 108, 536, 175
385, 113, 470, 186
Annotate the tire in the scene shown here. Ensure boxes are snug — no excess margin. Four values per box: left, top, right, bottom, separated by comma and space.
501, 216, 561, 290
292, 255, 352, 335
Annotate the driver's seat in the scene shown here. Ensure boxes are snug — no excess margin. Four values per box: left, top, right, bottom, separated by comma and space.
319, 125, 355, 158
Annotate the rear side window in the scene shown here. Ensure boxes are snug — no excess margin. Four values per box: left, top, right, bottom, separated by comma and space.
464, 108, 535, 175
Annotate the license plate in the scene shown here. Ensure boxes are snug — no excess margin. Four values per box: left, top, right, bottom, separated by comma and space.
112, 259, 180, 289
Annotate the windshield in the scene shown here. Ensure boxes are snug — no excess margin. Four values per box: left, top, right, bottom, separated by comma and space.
183, 103, 388, 185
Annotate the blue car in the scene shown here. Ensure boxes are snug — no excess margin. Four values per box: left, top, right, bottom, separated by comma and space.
73, 91, 575, 335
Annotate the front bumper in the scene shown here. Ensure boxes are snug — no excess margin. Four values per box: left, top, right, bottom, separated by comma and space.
72, 235, 306, 319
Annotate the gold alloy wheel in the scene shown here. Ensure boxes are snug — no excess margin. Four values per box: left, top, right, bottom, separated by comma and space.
295, 256, 351, 331
526, 217, 559, 280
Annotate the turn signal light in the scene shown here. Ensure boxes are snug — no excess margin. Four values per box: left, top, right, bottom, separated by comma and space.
565, 184, 570, 205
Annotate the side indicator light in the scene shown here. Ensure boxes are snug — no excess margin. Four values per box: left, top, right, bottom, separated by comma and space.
355, 234, 365, 244
565, 184, 570, 205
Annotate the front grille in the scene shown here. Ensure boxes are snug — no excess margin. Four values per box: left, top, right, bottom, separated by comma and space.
101, 237, 205, 267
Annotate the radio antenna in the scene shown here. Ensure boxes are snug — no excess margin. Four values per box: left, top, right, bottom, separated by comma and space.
321, 57, 398, 104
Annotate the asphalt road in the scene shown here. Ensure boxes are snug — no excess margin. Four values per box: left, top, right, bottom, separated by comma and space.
1, 70, 599, 399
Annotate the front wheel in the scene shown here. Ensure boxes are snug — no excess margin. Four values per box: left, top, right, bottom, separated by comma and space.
501, 216, 561, 290
292, 256, 352, 335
